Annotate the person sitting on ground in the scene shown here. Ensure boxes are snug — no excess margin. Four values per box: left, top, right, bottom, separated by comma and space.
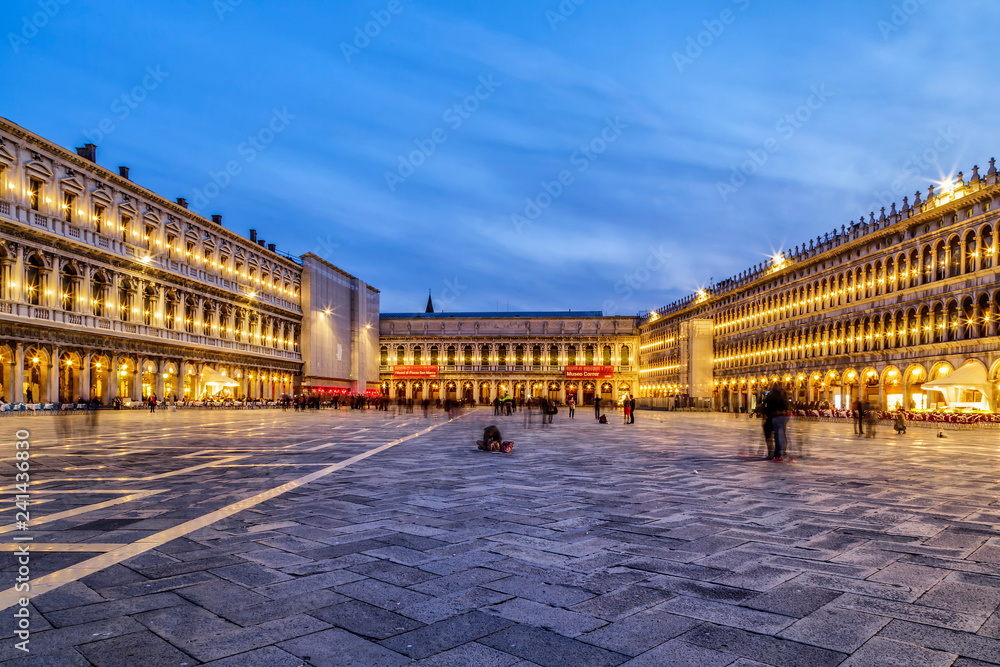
478, 425, 502, 451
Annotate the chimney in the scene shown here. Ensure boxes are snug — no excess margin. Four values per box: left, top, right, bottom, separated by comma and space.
118, 166, 129, 179
267, 243, 276, 252
257, 239, 265, 247
249, 229, 257, 242
211, 214, 223, 225
75, 144, 97, 162
175, 197, 188, 209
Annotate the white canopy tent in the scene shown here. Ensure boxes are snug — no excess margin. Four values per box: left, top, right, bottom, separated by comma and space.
201, 368, 240, 389
922, 363, 994, 412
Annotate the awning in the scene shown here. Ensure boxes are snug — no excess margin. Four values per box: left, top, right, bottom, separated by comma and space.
201, 367, 240, 387
922, 363, 993, 410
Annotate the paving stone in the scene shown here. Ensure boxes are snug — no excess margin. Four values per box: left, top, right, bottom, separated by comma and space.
779, 606, 890, 653
30, 581, 106, 613
569, 585, 671, 621
831, 592, 987, 632
380, 610, 513, 658
75, 630, 197, 666
237, 547, 314, 568
483, 575, 594, 607
174, 577, 271, 615
255, 568, 368, 598
45, 592, 186, 628
310, 599, 425, 639
655, 595, 795, 634
577, 610, 701, 656
619, 638, 734, 666
96, 571, 217, 601
200, 645, 306, 666
680, 622, 846, 667
915, 579, 1000, 616
485, 597, 607, 637
879, 619, 1000, 663
741, 581, 842, 618
409, 566, 510, 596
412, 641, 521, 666
223, 588, 348, 626
335, 577, 433, 610
0, 616, 148, 661
479, 624, 628, 667
279, 627, 410, 666
348, 558, 441, 587
400, 585, 514, 624
209, 562, 293, 587
839, 637, 958, 666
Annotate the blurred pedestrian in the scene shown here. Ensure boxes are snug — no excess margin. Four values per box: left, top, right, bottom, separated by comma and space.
764, 384, 792, 461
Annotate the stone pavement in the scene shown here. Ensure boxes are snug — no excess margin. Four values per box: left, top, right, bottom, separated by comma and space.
2, 406, 1000, 665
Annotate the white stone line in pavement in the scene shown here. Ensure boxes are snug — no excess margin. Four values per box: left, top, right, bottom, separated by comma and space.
0, 543, 123, 552
142, 455, 249, 481
0, 490, 166, 535
0, 416, 463, 612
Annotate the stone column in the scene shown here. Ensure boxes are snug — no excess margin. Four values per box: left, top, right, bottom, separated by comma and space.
132, 367, 141, 401
13, 343, 24, 402
13, 246, 24, 303
156, 368, 165, 400
108, 353, 118, 401
81, 352, 91, 402
47, 346, 59, 403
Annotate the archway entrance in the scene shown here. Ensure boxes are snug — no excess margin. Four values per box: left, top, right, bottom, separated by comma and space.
547, 382, 560, 403
582, 382, 595, 406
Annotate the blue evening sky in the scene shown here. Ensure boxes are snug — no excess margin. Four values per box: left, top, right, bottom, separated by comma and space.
2, 0, 997, 314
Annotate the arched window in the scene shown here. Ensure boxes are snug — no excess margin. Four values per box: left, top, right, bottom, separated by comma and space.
620, 345, 630, 367
515, 345, 524, 367
413, 346, 422, 365
602, 345, 612, 365
981, 226, 994, 270
25, 256, 44, 306
60, 265, 78, 312
463, 345, 473, 366
497, 345, 507, 366
380, 346, 388, 366
935, 241, 946, 281
446, 345, 455, 366
584, 345, 594, 365
142, 285, 156, 325
949, 237, 961, 277
532, 345, 542, 366
396, 346, 405, 366
480, 344, 490, 366
119, 280, 133, 322
966, 233, 978, 273
430, 346, 439, 366
185, 296, 198, 333
92, 273, 108, 317
549, 345, 558, 367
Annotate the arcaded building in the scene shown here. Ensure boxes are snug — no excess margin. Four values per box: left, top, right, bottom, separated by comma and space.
378, 308, 639, 405
640, 163, 1000, 413
0, 117, 378, 403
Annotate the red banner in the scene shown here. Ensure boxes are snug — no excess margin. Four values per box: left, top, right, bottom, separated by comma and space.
393, 365, 439, 379
565, 365, 614, 379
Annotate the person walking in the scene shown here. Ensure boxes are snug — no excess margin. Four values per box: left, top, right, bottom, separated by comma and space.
852, 398, 864, 436
568, 397, 575, 419
623, 398, 631, 424
148, 393, 157, 413
594, 395, 601, 420
763, 384, 792, 461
